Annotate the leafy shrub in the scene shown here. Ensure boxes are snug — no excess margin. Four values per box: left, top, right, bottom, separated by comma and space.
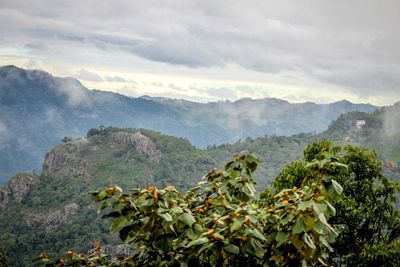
35, 151, 343, 266
34, 142, 399, 266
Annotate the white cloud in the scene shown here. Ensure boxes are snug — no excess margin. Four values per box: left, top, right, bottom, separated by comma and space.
0, 0, 399, 105
75, 69, 103, 82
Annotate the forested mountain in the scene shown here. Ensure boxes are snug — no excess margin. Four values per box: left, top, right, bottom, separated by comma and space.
1, 100, 399, 265
0, 65, 376, 184
322, 102, 400, 177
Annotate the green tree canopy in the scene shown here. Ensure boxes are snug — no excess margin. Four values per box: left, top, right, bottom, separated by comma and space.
272, 141, 400, 266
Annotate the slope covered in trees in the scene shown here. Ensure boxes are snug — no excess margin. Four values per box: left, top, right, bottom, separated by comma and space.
34, 142, 399, 267
0, 65, 376, 184
1, 100, 400, 266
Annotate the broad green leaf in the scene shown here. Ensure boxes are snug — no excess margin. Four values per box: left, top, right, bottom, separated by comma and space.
292, 218, 306, 234
312, 202, 327, 216
97, 191, 108, 201
187, 237, 209, 247
250, 239, 264, 258
230, 220, 243, 232
179, 213, 196, 227
193, 223, 204, 234
159, 213, 173, 222
330, 162, 348, 169
224, 243, 240, 255
245, 153, 258, 163
110, 217, 128, 233
243, 183, 256, 197
97, 200, 110, 213
324, 200, 336, 216
253, 228, 267, 241
113, 202, 125, 212
280, 213, 294, 225
275, 231, 289, 248
303, 233, 316, 249
298, 200, 313, 211
331, 179, 343, 195
318, 213, 336, 234
169, 207, 183, 215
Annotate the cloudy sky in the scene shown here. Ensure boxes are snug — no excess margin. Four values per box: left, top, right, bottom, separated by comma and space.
0, 0, 399, 105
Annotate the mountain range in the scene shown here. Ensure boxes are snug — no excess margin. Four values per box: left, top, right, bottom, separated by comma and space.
0, 65, 377, 184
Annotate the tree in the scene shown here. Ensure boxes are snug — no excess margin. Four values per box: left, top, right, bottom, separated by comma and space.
272, 141, 400, 266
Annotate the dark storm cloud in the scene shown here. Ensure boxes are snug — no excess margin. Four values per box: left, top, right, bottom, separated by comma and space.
1, 0, 400, 100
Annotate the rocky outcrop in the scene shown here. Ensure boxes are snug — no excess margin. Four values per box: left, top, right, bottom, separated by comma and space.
111, 132, 162, 161
27, 202, 79, 230
43, 152, 88, 174
42, 139, 89, 179
0, 172, 39, 208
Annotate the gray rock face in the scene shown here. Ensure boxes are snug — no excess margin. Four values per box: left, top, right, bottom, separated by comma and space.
111, 132, 162, 161
42, 139, 89, 179
0, 172, 39, 208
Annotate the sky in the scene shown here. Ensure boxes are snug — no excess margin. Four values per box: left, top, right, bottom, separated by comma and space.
0, 0, 399, 105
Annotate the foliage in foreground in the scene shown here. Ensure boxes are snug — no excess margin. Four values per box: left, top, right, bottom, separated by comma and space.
35, 141, 399, 266
0, 247, 9, 267
272, 141, 400, 266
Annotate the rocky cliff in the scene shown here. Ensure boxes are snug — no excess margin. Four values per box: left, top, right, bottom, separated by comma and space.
0, 172, 39, 208
110, 131, 162, 161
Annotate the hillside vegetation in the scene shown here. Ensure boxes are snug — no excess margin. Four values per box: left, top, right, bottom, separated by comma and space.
0, 65, 376, 184
1, 106, 400, 265
34, 142, 400, 267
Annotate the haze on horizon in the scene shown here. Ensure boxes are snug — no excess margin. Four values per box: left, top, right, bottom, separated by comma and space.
0, 0, 399, 105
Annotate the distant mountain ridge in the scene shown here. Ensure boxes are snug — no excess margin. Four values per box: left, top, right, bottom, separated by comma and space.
0, 65, 377, 184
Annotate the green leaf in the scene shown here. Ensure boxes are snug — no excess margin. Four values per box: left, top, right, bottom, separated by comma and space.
245, 153, 258, 163
298, 200, 313, 211
110, 216, 128, 233
193, 223, 204, 234
331, 179, 343, 195
113, 202, 125, 212
253, 228, 267, 241
187, 237, 209, 247
230, 220, 243, 232
303, 233, 316, 249
250, 239, 264, 258
179, 213, 196, 227
97, 191, 108, 201
324, 200, 336, 216
292, 218, 306, 234
159, 213, 173, 222
224, 243, 240, 255
312, 202, 327, 216
243, 183, 256, 197
275, 231, 289, 248
280, 213, 294, 225
97, 200, 110, 213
